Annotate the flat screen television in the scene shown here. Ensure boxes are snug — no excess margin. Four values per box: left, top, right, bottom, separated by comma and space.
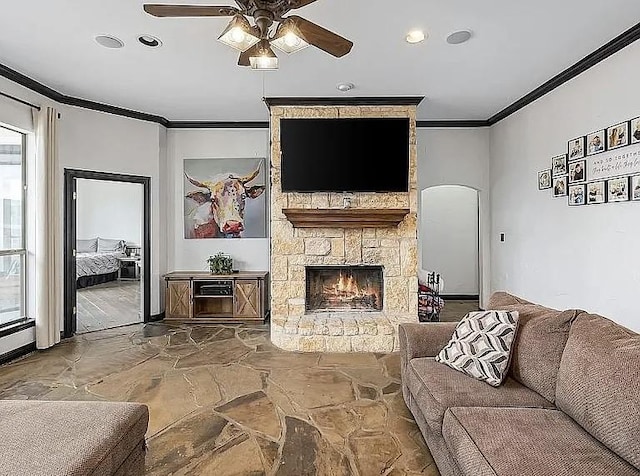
280, 118, 410, 192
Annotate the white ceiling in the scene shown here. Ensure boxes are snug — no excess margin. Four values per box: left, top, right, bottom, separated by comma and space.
1, 1, 639, 122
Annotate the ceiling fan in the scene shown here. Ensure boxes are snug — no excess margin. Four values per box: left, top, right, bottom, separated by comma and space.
143, 1, 354, 70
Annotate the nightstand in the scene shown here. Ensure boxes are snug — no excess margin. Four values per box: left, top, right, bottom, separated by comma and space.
118, 257, 141, 281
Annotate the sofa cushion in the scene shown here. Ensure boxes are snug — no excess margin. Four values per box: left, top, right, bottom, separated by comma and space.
556, 312, 640, 470
442, 407, 640, 476
435, 310, 520, 387
488, 291, 577, 402
0, 400, 149, 476
405, 357, 553, 435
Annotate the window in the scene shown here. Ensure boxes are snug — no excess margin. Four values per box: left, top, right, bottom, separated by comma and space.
0, 126, 26, 326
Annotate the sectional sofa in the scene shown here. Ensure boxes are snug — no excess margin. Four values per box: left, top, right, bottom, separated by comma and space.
399, 292, 640, 476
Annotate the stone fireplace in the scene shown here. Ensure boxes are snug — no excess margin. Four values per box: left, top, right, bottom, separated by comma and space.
268, 100, 420, 352
306, 266, 384, 313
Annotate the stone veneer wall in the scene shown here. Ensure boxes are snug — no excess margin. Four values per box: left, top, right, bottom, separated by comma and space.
270, 105, 419, 352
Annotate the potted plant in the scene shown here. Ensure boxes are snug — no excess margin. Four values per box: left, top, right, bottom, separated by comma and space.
207, 252, 233, 275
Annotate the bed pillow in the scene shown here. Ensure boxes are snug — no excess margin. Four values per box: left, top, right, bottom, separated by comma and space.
97, 237, 125, 252
435, 310, 520, 387
77, 238, 98, 253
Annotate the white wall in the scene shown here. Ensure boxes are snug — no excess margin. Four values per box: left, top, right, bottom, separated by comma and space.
58, 106, 166, 315
490, 41, 640, 332
418, 128, 490, 306
76, 179, 143, 245
166, 129, 270, 272
422, 185, 479, 295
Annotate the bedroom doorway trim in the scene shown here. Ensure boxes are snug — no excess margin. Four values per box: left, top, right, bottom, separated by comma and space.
63, 169, 151, 338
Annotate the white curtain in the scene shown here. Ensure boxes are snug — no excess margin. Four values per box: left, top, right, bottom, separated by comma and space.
32, 107, 61, 349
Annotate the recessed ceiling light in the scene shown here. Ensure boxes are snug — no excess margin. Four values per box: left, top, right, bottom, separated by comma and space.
94, 35, 124, 49
446, 30, 472, 45
337, 82, 355, 92
138, 35, 162, 48
405, 30, 426, 44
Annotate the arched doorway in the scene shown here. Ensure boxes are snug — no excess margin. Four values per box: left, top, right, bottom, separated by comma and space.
420, 185, 480, 321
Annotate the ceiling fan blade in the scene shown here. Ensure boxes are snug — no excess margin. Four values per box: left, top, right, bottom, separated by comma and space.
143, 4, 239, 17
234, 0, 251, 10
288, 0, 320, 9
238, 43, 260, 66
287, 15, 353, 57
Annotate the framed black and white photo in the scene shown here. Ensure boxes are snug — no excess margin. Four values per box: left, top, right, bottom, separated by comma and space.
552, 155, 568, 177
587, 181, 606, 205
568, 184, 586, 206
568, 137, 585, 160
586, 130, 606, 155
607, 176, 630, 203
631, 117, 640, 145
553, 177, 567, 197
568, 160, 586, 183
606, 122, 629, 150
538, 169, 552, 190
631, 175, 640, 201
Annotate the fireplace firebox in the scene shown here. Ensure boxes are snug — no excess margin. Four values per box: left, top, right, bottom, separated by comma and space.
306, 266, 383, 312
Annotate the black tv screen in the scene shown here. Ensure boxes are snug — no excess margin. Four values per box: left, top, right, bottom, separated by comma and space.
280, 118, 410, 192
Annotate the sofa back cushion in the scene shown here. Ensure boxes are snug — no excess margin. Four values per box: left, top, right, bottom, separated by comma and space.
556, 313, 640, 470
487, 292, 577, 403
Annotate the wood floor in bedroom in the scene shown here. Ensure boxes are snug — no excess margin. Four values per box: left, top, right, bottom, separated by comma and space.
76, 280, 141, 333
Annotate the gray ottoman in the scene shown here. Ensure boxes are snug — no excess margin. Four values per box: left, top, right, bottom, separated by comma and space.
0, 400, 149, 475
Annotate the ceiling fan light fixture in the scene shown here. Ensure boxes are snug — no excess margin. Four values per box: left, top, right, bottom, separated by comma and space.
249, 39, 279, 70
218, 14, 260, 52
271, 21, 309, 54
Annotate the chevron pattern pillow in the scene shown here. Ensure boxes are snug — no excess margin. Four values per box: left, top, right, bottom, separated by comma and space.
435, 310, 520, 387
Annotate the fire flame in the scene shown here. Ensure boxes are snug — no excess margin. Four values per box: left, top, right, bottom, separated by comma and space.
321, 272, 379, 302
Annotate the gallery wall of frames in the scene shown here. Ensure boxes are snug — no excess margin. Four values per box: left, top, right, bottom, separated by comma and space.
538, 116, 640, 206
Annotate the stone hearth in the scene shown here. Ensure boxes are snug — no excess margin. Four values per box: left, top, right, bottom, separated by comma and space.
269, 104, 419, 352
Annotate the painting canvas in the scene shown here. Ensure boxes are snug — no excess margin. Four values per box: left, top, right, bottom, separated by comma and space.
184, 158, 266, 239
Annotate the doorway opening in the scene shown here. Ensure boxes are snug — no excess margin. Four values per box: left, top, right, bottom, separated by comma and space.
64, 169, 151, 337
421, 185, 480, 322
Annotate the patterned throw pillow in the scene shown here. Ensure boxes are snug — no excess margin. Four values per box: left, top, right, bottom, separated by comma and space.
435, 310, 520, 387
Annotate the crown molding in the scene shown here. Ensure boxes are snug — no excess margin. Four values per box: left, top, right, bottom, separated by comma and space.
263, 96, 425, 108
167, 121, 269, 129
487, 20, 640, 125
0, 20, 638, 129
417, 120, 490, 128
0, 63, 169, 126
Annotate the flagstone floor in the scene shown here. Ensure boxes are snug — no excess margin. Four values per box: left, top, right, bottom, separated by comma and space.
0, 322, 438, 475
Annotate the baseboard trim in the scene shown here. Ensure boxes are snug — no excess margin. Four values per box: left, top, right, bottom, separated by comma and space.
149, 312, 165, 322
0, 342, 36, 366
441, 294, 480, 301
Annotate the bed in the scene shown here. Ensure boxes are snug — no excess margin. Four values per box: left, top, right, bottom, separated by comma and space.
76, 238, 127, 289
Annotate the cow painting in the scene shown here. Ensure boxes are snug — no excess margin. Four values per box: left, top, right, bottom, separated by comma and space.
184, 159, 266, 239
